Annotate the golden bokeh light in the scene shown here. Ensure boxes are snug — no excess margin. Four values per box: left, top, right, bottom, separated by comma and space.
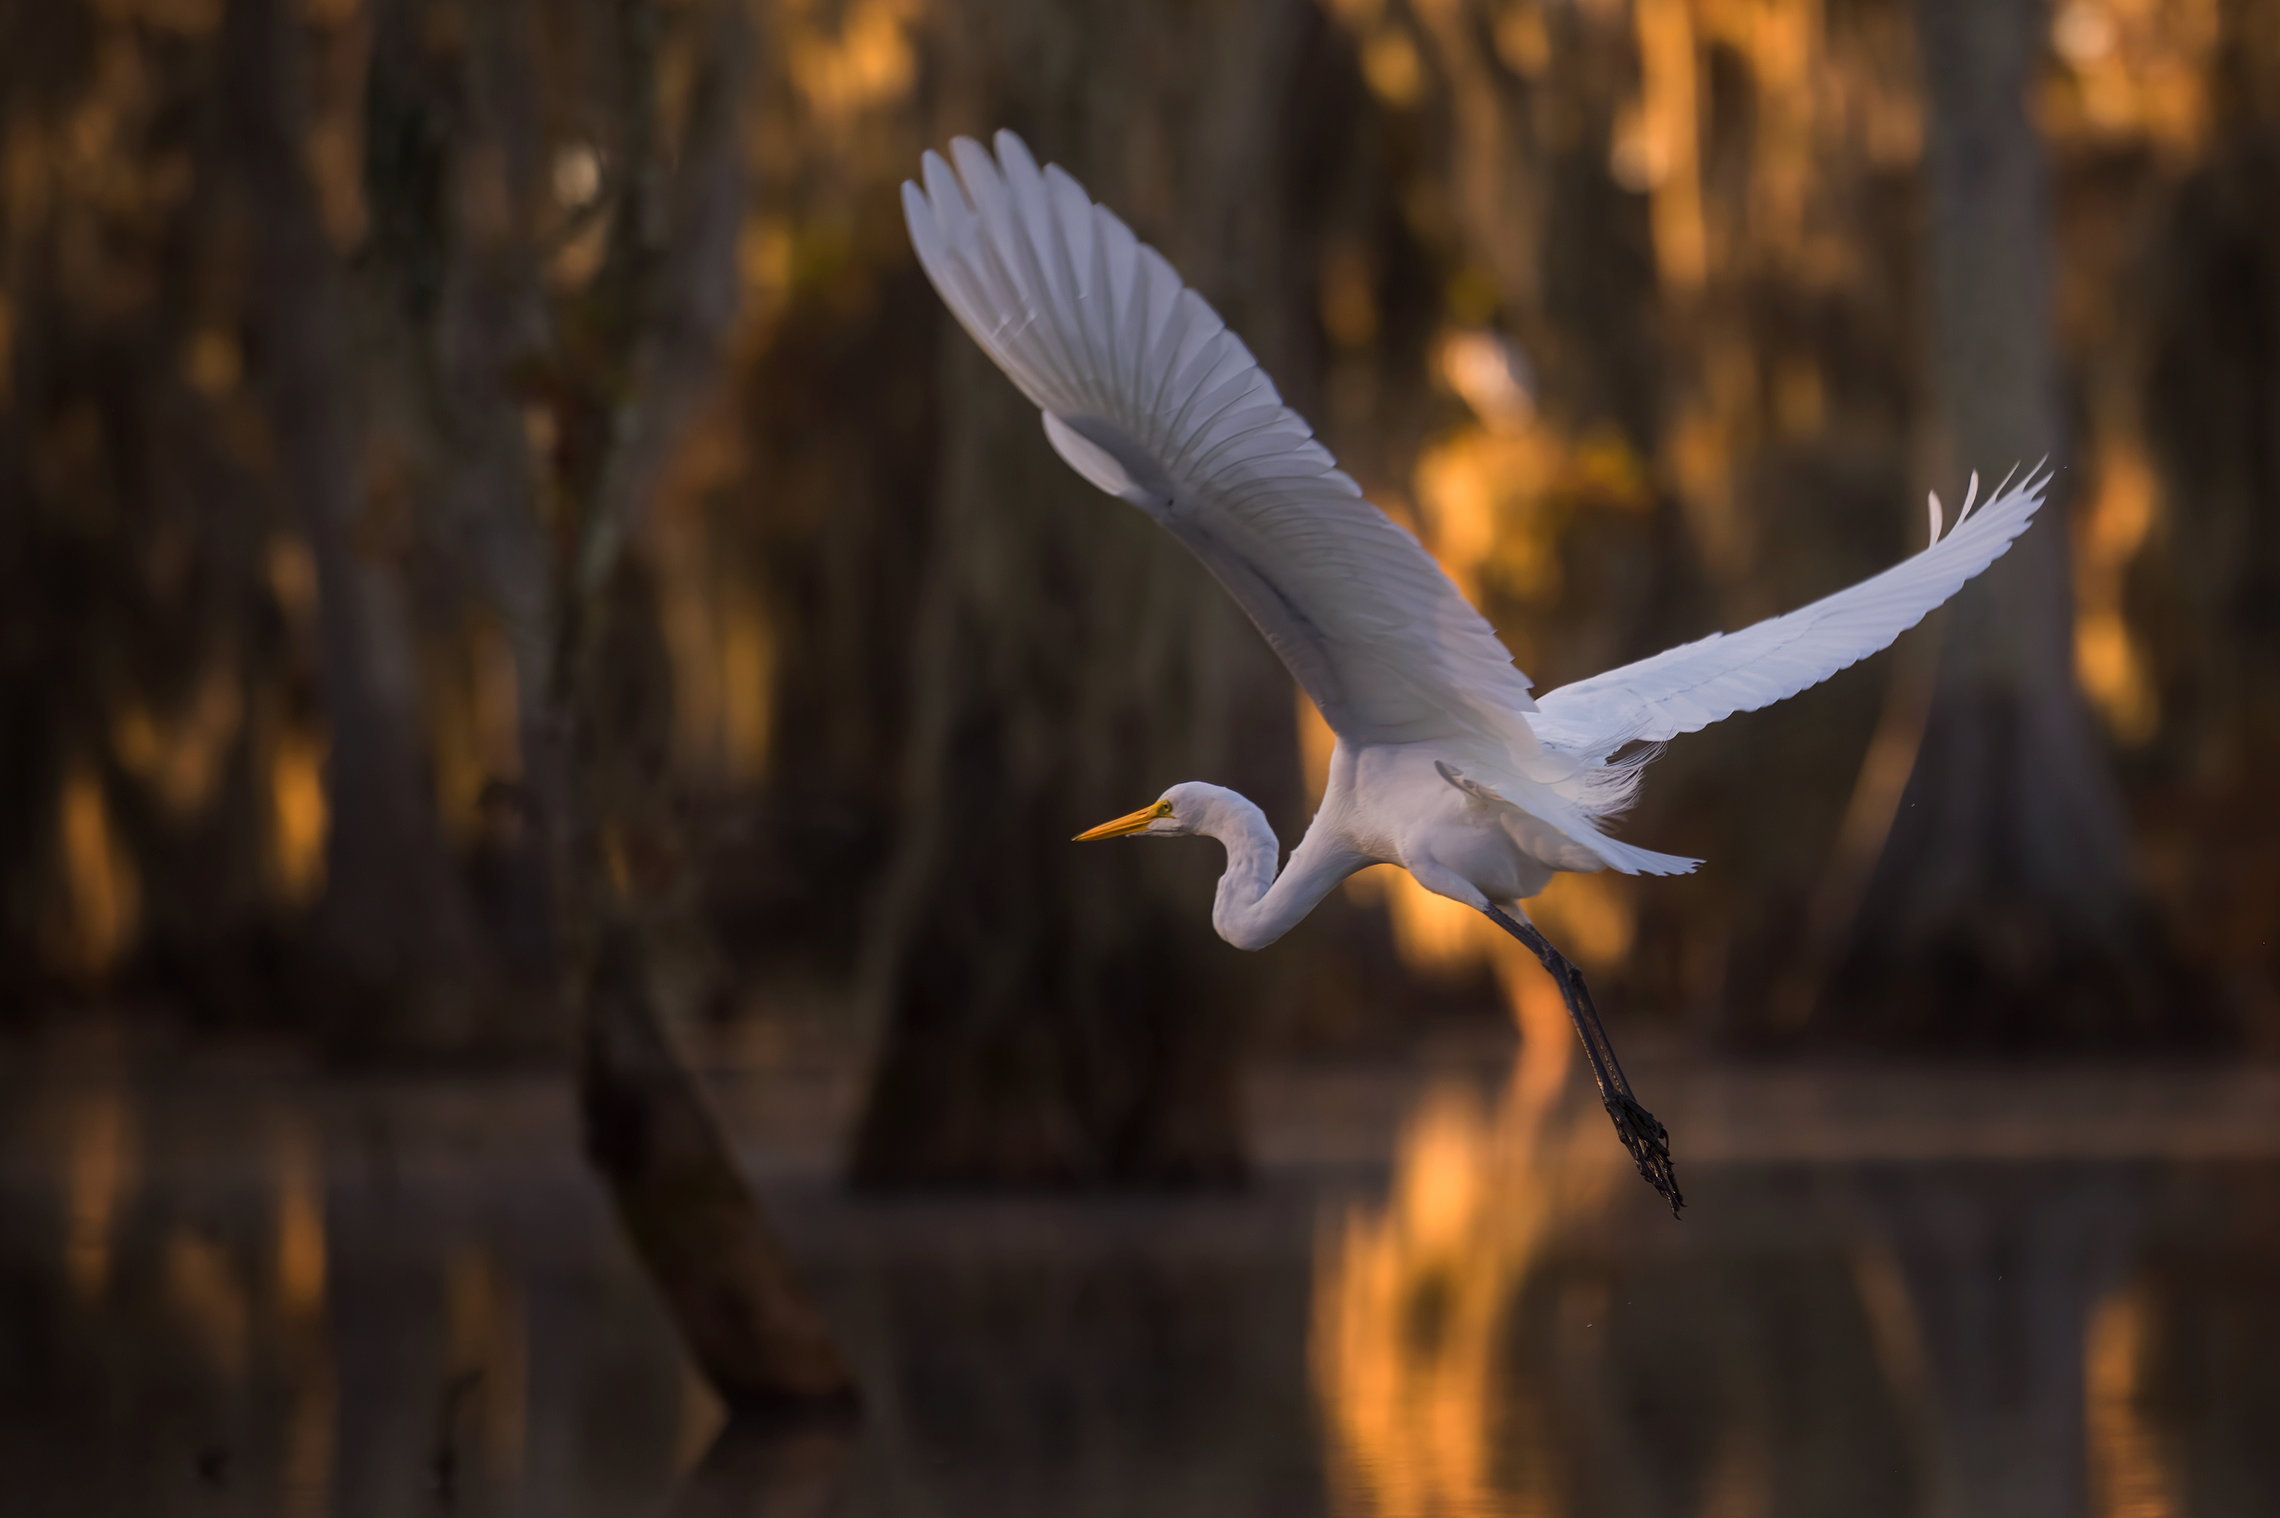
430, 615, 526, 844
270, 727, 331, 906
182, 327, 242, 398
785, 0, 921, 125
2073, 438, 2161, 745
112, 659, 245, 823
2086, 1281, 2179, 1518
1623, 0, 1708, 293
2044, 0, 2218, 156
53, 763, 140, 978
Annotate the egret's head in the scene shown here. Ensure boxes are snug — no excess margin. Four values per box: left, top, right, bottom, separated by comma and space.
1072, 784, 1207, 841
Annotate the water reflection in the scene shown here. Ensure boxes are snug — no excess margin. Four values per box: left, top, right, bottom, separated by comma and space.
667, 1418, 854, 1518
2, 1045, 2277, 1515
1316, 994, 1624, 1518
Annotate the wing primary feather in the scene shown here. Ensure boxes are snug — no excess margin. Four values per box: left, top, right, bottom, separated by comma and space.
1084, 198, 1143, 422
1023, 154, 1115, 424
1011, 148, 1105, 418
971, 134, 1094, 414
954, 137, 1086, 410
1532, 466, 2050, 758
1163, 348, 1259, 462
1043, 168, 1119, 418
902, 131, 1557, 772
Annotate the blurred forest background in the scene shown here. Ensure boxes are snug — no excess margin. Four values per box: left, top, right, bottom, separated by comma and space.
6, 0, 2280, 1158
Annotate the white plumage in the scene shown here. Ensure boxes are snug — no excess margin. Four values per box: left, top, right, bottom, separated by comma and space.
1528, 469, 2041, 761
903, 130, 2045, 887
904, 135, 1542, 743
905, 130, 2047, 1212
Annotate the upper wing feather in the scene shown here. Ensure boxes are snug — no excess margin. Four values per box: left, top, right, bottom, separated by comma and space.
1529, 470, 2050, 759
903, 131, 1541, 748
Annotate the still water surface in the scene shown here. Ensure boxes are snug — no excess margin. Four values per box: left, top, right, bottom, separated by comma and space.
4, 1035, 2278, 1517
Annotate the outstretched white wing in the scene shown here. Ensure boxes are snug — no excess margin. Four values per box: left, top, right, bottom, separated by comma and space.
1529, 470, 2050, 760
901, 131, 1540, 749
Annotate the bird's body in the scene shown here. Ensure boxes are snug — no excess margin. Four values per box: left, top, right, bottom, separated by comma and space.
904, 131, 2049, 1213
1183, 746, 1565, 954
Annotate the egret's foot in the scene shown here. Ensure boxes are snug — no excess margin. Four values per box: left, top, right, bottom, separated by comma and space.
1482, 903, 1684, 1218
1604, 1090, 1683, 1218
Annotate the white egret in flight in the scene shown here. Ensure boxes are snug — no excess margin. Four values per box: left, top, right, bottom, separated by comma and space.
903, 132, 2046, 1215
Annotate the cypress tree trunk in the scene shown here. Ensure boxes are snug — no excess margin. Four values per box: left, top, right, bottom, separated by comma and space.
1831, 0, 2183, 1045
851, 0, 1328, 1185
231, 0, 495, 1048
509, 0, 858, 1405
1859, 1167, 2139, 1518
246, 0, 857, 1404
558, 558, 854, 1407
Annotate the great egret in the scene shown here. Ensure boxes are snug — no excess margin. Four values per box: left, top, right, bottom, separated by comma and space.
904, 132, 2045, 1215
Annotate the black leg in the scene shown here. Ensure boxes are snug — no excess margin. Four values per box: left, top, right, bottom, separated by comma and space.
1483, 905, 1684, 1217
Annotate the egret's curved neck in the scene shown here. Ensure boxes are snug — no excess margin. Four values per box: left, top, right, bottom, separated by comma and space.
1190, 787, 1361, 951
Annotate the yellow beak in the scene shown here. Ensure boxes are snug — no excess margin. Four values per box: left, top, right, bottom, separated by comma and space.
1073, 798, 1172, 842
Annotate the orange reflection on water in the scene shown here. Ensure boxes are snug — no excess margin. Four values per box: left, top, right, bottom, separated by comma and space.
164, 1225, 250, 1383
1314, 976, 1623, 1518
274, 1111, 335, 1518
280, 1332, 337, 1518
62, 1085, 135, 1300
2087, 1281, 2178, 1518
444, 1245, 531, 1482
275, 1114, 327, 1322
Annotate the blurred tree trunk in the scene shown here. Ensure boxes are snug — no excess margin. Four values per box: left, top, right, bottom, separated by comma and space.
559, 555, 855, 1408
365, 0, 852, 1406
1859, 1168, 2139, 1518
850, 0, 1335, 1186
232, 0, 855, 1405
0, 3, 288, 1018
511, 0, 854, 1408
2143, 4, 2280, 1028
229, 0, 495, 1049
1830, 0, 2179, 1045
